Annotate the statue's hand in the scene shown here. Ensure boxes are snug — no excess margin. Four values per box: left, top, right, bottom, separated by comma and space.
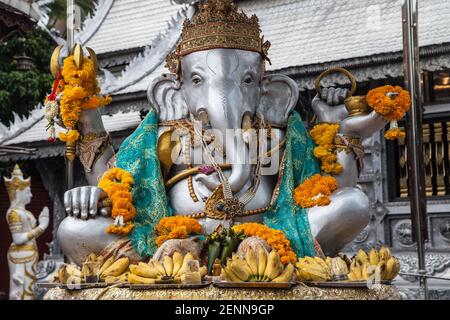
319, 87, 349, 106
38, 207, 50, 230
64, 186, 110, 220
311, 88, 349, 123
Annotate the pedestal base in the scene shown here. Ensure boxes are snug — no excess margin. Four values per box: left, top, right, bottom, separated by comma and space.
43, 284, 400, 300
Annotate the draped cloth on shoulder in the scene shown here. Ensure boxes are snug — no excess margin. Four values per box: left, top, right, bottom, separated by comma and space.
116, 108, 172, 258
263, 111, 320, 258
116, 108, 319, 259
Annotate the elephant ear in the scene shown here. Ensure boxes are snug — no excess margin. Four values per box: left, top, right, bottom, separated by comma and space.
147, 74, 188, 122
258, 74, 299, 126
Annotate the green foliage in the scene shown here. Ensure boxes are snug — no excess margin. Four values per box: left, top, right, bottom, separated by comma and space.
45, 0, 96, 26
0, 28, 54, 126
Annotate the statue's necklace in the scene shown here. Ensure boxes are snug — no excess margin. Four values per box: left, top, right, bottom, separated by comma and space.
193, 117, 265, 221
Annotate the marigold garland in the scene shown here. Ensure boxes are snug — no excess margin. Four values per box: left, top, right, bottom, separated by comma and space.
155, 216, 203, 247
45, 55, 112, 143
293, 174, 338, 209
384, 127, 405, 140
310, 123, 343, 175
98, 168, 136, 235
232, 223, 297, 265
366, 85, 411, 141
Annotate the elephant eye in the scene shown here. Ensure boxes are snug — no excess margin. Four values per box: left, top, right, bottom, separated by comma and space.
192, 75, 202, 86
243, 75, 254, 85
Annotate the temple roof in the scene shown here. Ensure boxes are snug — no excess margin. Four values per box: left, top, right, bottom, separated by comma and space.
82, 0, 187, 54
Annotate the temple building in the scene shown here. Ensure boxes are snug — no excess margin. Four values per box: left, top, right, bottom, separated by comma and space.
1, 0, 450, 298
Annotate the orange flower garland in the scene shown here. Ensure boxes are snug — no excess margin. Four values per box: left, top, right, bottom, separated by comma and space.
366, 85, 411, 141
310, 123, 343, 175
232, 223, 297, 265
55, 55, 112, 143
384, 127, 405, 140
293, 174, 338, 209
155, 216, 203, 247
98, 168, 136, 235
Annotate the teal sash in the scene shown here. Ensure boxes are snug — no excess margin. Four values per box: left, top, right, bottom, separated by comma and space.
116, 108, 318, 258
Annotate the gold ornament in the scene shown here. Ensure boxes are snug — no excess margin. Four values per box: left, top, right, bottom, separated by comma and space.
166, 0, 271, 76
3, 164, 30, 202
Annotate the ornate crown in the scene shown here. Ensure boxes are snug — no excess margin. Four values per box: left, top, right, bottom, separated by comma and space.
4, 164, 30, 202
166, 0, 271, 76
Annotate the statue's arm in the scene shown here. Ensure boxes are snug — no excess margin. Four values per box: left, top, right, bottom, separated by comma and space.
7, 210, 43, 245
77, 109, 115, 185
340, 110, 388, 138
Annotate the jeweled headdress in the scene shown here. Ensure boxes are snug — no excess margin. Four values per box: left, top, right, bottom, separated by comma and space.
166, 0, 271, 76
3, 164, 30, 202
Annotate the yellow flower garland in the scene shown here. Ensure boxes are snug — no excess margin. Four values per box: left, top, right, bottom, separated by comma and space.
310, 123, 343, 175
155, 216, 203, 247
98, 168, 136, 235
384, 128, 405, 140
366, 85, 411, 141
232, 223, 297, 265
58, 55, 112, 143
293, 174, 338, 209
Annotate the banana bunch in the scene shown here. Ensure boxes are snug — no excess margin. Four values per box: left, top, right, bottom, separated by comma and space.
99, 256, 130, 283
57, 264, 83, 284
348, 247, 400, 281
222, 249, 295, 283
128, 252, 207, 284
296, 256, 333, 282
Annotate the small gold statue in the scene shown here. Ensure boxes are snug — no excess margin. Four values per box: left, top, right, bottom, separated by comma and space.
4, 164, 49, 300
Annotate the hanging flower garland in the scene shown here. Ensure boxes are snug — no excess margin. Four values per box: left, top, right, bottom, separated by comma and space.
44, 55, 112, 142
293, 174, 338, 209
98, 168, 136, 235
310, 123, 343, 175
366, 85, 411, 141
232, 223, 297, 265
155, 216, 203, 247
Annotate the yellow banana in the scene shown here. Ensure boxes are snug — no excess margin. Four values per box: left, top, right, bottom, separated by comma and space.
272, 264, 295, 283
375, 260, 386, 281
176, 253, 194, 277
96, 255, 105, 269
151, 259, 166, 276
369, 248, 379, 266
325, 257, 332, 269
199, 266, 207, 278
264, 250, 282, 280
314, 257, 329, 270
101, 257, 129, 277
223, 265, 242, 282
163, 256, 174, 276
129, 264, 160, 278
99, 256, 115, 276
172, 252, 183, 276
257, 248, 267, 280
66, 264, 82, 278
128, 273, 156, 284
356, 249, 369, 265
230, 260, 251, 281
349, 260, 362, 281
379, 246, 391, 261
85, 253, 97, 263
245, 249, 258, 276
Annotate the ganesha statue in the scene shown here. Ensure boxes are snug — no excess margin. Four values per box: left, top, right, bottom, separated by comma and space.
4, 165, 49, 299
57, 0, 394, 265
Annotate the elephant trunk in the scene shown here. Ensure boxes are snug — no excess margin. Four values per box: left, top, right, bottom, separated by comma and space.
208, 86, 251, 193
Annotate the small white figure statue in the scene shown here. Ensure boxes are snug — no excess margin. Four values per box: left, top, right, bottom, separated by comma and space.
4, 164, 49, 300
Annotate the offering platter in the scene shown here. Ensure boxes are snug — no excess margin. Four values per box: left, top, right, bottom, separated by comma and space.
43, 284, 400, 300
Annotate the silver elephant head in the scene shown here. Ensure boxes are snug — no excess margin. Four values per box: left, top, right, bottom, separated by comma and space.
148, 48, 299, 192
